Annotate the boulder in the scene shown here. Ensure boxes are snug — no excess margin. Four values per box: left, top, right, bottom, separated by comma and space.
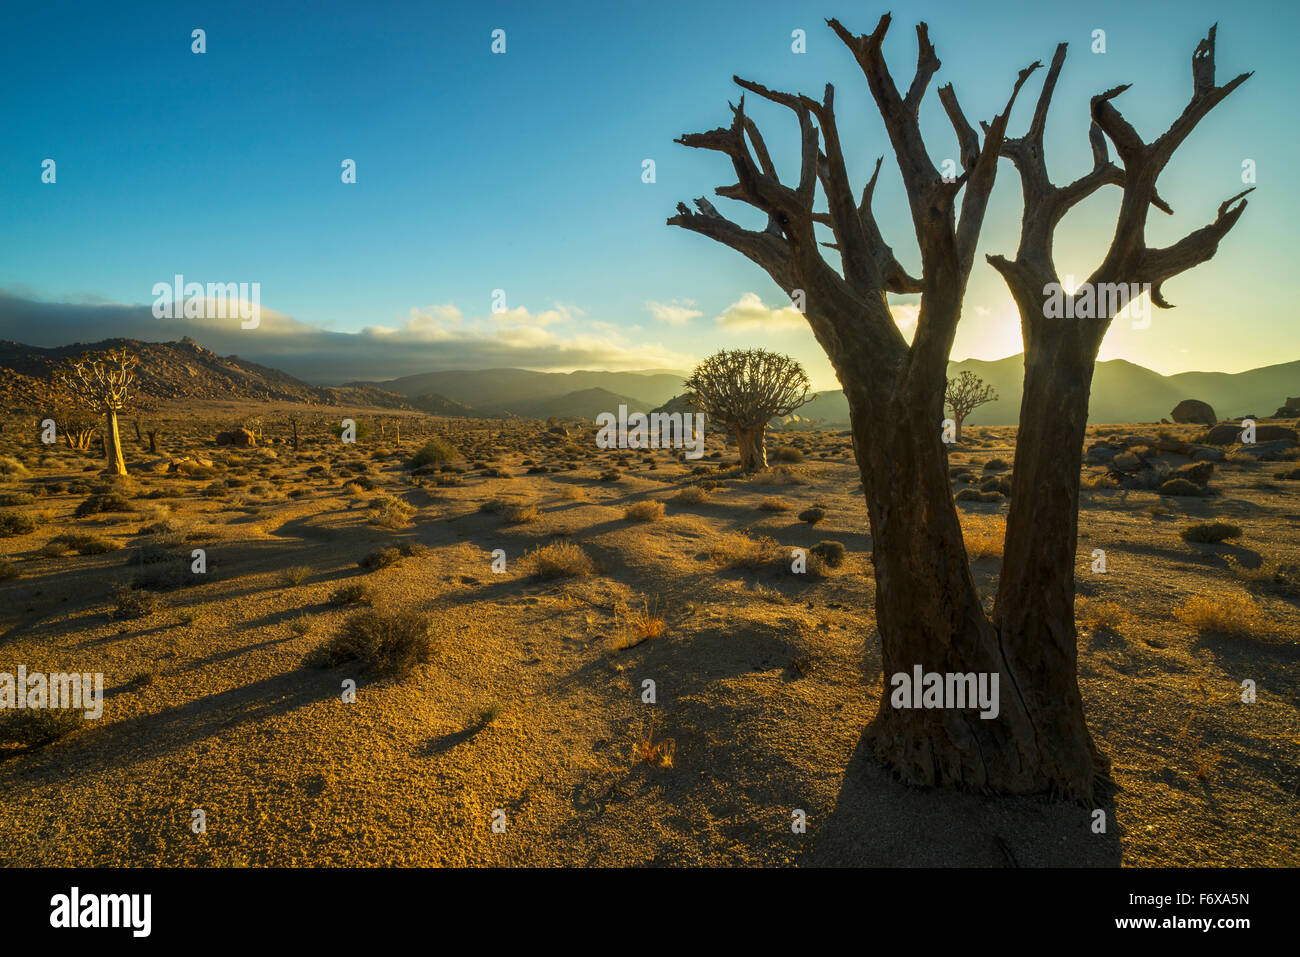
1170, 461, 1213, 486
1084, 444, 1118, 465
215, 428, 256, 447
1255, 425, 1299, 443
1112, 450, 1147, 472
1171, 399, 1216, 425
1189, 446, 1226, 462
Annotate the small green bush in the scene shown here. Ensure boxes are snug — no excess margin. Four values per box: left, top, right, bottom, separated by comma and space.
409, 437, 460, 469
0, 510, 39, 536
1181, 522, 1242, 544
306, 609, 434, 677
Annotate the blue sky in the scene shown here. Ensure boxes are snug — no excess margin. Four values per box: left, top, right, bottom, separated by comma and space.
1, 0, 1294, 389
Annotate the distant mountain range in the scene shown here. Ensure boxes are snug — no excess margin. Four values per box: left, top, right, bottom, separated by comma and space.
0, 337, 1295, 427
350, 368, 687, 415
0, 337, 413, 411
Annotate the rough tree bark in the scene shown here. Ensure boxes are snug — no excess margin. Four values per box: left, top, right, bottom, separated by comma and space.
736, 427, 767, 471
988, 29, 1252, 791
671, 14, 1055, 793
104, 412, 127, 476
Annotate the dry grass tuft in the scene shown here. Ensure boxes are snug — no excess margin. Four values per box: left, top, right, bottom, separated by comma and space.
526, 542, 595, 579
624, 500, 665, 522
1174, 592, 1272, 638
671, 485, 710, 505
961, 513, 1006, 560
1078, 599, 1130, 634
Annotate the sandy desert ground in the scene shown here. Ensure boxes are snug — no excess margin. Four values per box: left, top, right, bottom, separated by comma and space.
0, 404, 1296, 867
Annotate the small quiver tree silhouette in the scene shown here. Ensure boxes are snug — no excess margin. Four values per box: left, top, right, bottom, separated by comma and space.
684, 348, 811, 471
54, 347, 139, 476
944, 370, 998, 442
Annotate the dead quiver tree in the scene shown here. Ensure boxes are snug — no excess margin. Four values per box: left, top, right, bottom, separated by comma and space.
684, 348, 811, 471
944, 370, 997, 442
54, 347, 139, 476
669, 14, 1251, 800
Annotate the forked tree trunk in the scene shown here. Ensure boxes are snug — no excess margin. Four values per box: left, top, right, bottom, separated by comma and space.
992, 304, 1109, 797
103, 411, 127, 476
843, 360, 1044, 793
736, 426, 767, 471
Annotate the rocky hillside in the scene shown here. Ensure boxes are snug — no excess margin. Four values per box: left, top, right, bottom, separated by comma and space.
0, 337, 414, 411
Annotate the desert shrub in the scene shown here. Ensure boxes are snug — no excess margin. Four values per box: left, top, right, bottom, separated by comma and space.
0, 492, 35, 507
1077, 599, 1129, 633
485, 466, 514, 479
598, 469, 622, 482
716, 534, 778, 570
525, 542, 595, 579
810, 540, 846, 568
0, 510, 39, 536
624, 500, 665, 522
0, 457, 30, 477
280, 565, 310, 586
0, 708, 83, 748
1174, 592, 1271, 638
1158, 478, 1205, 497
0, 558, 20, 581
409, 437, 459, 469
306, 609, 433, 677
125, 543, 174, 565
797, 507, 826, 525
759, 497, 791, 513
983, 458, 1010, 471
622, 600, 667, 644
75, 492, 135, 517
479, 499, 510, 514
961, 513, 1005, 560
504, 504, 540, 524
110, 583, 166, 619
1080, 470, 1117, 490
1181, 522, 1242, 544
671, 486, 709, 505
774, 446, 804, 464
328, 582, 375, 606
368, 494, 414, 529
359, 547, 402, 572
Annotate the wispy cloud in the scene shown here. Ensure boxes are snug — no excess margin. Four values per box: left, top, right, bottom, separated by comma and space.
646, 299, 702, 326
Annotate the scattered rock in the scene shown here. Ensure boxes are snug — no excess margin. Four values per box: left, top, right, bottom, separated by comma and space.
1228, 439, 1297, 462
1202, 423, 1297, 446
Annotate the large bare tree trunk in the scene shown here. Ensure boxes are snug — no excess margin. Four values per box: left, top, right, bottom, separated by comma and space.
992, 318, 1105, 796
983, 29, 1252, 797
736, 426, 767, 471
104, 411, 127, 476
